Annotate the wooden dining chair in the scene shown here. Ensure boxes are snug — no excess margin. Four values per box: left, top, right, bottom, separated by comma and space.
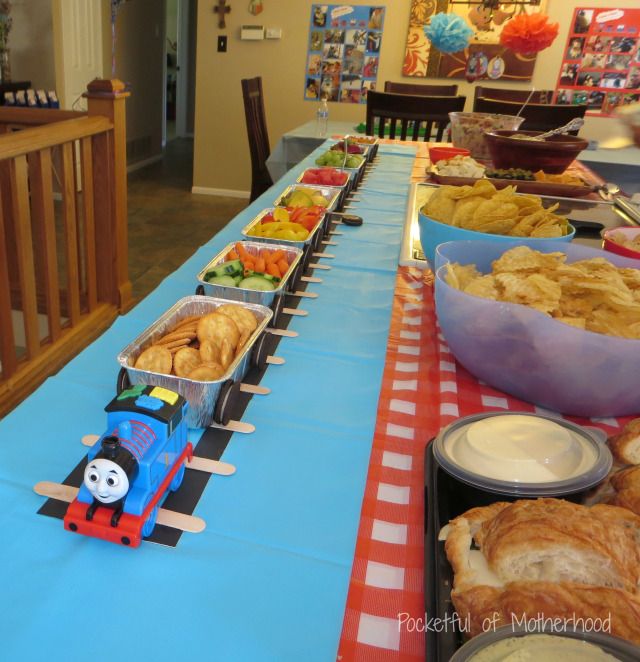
384, 81, 459, 96
365, 90, 466, 141
473, 86, 554, 104
241, 76, 273, 202
472, 97, 588, 134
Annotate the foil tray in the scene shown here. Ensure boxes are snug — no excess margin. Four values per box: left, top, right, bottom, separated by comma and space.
196, 241, 304, 309
117, 295, 273, 428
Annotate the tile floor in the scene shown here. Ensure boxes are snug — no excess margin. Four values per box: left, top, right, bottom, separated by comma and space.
127, 138, 247, 302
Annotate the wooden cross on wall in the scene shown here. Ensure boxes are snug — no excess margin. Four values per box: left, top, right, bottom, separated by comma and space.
214, 0, 231, 29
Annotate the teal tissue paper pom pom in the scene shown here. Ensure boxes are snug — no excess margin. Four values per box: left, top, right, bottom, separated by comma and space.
424, 12, 474, 54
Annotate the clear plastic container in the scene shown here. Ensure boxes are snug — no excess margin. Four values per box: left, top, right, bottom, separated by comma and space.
434, 239, 640, 417
449, 111, 525, 160
433, 412, 612, 497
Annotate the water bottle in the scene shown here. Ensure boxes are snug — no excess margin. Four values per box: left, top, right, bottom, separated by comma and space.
316, 97, 329, 137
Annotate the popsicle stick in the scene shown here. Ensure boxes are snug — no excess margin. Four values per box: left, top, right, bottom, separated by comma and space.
321, 240, 338, 246
300, 275, 322, 283
33, 481, 206, 534
266, 355, 285, 365
187, 456, 236, 476
209, 420, 255, 434
309, 263, 331, 270
329, 230, 344, 236
157, 509, 206, 533
312, 252, 334, 259
266, 327, 298, 337
282, 307, 308, 316
288, 290, 318, 299
239, 383, 270, 395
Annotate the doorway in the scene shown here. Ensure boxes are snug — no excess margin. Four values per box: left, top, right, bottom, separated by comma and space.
163, 0, 196, 144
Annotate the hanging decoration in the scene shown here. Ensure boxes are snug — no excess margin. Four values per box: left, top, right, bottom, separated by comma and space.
424, 12, 474, 55
403, 1, 550, 82
499, 12, 559, 56
248, 0, 263, 16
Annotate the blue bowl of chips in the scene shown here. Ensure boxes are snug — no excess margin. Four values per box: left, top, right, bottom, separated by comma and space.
418, 181, 575, 268
419, 211, 575, 268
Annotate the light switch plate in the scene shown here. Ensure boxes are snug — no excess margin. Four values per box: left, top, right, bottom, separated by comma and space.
265, 27, 282, 39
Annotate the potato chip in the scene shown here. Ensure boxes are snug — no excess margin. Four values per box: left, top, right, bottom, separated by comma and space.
492, 246, 565, 274
447, 246, 640, 339
496, 273, 561, 314
464, 274, 499, 300
445, 263, 481, 290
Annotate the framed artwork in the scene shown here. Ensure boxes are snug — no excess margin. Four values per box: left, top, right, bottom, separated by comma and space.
553, 8, 640, 117
403, 0, 547, 82
305, 4, 385, 104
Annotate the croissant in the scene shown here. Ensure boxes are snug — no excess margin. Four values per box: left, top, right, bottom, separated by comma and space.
445, 498, 640, 644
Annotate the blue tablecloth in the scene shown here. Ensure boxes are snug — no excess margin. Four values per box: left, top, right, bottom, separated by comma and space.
0, 141, 416, 661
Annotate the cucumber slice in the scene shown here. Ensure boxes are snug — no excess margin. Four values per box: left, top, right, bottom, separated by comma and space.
238, 276, 276, 291
205, 275, 237, 287
208, 259, 243, 278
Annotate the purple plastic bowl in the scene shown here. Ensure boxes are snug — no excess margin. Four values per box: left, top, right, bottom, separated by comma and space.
434, 240, 640, 417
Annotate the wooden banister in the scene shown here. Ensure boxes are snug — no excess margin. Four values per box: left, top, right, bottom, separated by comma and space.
0, 116, 111, 160
0, 107, 86, 126
0, 79, 133, 418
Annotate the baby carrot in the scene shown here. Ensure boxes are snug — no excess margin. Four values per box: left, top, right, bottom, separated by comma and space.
277, 258, 289, 275
260, 248, 271, 261
227, 249, 239, 260
255, 257, 266, 273
266, 249, 284, 265
267, 262, 280, 278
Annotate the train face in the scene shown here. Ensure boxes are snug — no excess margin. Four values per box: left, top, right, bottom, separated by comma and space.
64, 385, 191, 546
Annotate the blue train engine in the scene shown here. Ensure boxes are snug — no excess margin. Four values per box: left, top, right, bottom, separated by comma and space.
64, 384, 192, 547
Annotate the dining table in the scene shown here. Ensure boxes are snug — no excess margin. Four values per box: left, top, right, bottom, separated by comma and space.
0, 135, 636, 662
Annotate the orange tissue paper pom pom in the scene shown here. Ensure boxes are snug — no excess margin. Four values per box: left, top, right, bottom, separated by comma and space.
499, 13, 559, 56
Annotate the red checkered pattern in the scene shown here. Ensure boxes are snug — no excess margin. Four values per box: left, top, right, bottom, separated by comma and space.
337, 267, 632, 662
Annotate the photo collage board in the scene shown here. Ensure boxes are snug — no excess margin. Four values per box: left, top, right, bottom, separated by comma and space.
554, 7, 640, 116
305, 4, 385, 104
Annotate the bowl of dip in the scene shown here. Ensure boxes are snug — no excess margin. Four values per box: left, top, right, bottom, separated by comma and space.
433, 412, 612, 497
450, 626, 640, 661
602, 226, 640, 260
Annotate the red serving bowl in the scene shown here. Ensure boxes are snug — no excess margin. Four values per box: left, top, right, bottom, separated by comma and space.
428, 145, 470, 164
603, 226, 640, 260
484, 130, 589, 174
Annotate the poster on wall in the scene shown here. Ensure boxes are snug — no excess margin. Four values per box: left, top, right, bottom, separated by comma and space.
305, 4, 385, 104
403, 0, 547, 82
554, 8, 640, 116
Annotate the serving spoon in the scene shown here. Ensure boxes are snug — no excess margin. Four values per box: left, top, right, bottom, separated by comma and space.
518, 117, 586, 141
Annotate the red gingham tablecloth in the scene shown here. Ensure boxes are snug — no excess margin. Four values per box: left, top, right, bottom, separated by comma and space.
336, 264, 633, 662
